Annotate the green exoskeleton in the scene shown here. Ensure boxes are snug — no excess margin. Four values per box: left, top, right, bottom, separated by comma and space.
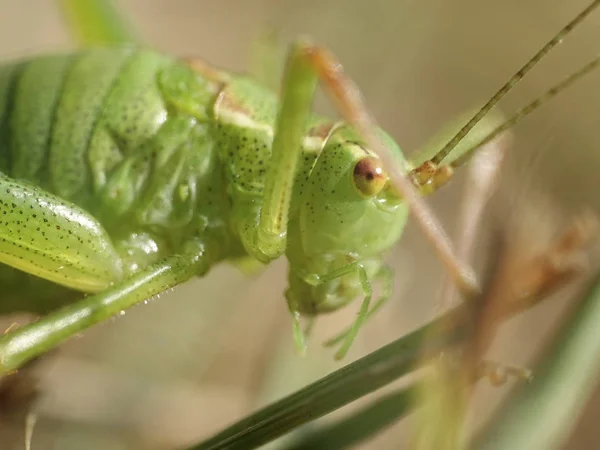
0, 0, 599, 373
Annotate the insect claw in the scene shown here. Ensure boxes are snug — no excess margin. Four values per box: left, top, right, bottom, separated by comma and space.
292, 312, 308, 356
334, 330, 358, 360
334, 349, 346, 361
322, 328, 347, 349
303, 317, 315, 337
320, 323, 355, 359
324, 326, 359, 360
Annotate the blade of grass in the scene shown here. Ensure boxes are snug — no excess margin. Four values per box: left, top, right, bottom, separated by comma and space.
190, 307, 469, 450
282, 384, 417, 450
472, 271, 600, 450
57, 0, 138, 46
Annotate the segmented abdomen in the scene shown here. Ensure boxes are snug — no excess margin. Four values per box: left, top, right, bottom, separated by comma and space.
0, 48, 176, 210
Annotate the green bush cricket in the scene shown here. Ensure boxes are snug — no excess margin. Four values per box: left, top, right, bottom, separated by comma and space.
0, 0, 598, 376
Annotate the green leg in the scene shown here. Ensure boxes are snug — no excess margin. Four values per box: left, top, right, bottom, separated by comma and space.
254, 42, 319, 260
291, 310, 307, 356
333, 264, 372, 360
0, 241, 209, 374
323, 266, 393, 350
289, 262, 383, 360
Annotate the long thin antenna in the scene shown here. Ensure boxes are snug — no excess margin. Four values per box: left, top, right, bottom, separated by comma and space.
430, 0, 600, 166
451, 52, 600, 169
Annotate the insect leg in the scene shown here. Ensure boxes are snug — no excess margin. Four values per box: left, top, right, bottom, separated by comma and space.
290, 314, 315, 356
0, 174, 122, 293
323, 266, 393, 350
291, 262, 384, 360
335, 264, 371, 360
0, 239, 209, 374
254, 43, 319, 261
314, 262, 373, 360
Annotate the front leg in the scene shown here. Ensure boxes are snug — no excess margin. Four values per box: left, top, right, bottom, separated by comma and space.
323, 266, 394, 351
288, 263, 393, 360
248, 44, 320, 261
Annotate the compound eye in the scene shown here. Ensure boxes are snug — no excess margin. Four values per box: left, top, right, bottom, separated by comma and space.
352, 156, 386, 197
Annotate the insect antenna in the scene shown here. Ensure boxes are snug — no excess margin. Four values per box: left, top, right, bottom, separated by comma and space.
429, 0, 600, 167
450, 51, 600, 170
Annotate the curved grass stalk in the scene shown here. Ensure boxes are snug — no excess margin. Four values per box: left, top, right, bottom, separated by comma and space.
282, 384, 418, 450
191, 307, 469, 450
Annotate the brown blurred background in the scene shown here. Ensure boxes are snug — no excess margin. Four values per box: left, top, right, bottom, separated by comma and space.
1, 0, 600, 449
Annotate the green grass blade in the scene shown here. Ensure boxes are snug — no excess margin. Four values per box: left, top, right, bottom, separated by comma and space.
57, 0, 138, 46
473, 272, 600, 450
191, 307, 468, 450
283, 384, 417, 450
